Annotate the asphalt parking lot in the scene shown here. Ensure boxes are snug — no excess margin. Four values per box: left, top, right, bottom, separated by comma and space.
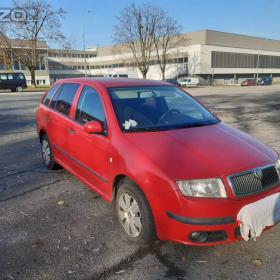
0, 85, 280, 280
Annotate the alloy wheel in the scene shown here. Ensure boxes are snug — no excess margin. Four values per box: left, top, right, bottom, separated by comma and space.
42, 139, 51, 165
118, 193, 142, 237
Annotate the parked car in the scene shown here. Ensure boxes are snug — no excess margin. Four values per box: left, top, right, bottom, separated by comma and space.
0, 72, 27, 92
178, 77, 199, 87
112, 74, 129, 78
162, 79, 180, 87
36, 78, 280, 246
257, 77, 272, 85
241, 79, 256, 86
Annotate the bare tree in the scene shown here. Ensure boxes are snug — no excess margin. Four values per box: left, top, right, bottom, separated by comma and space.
113, 4, 161, 79
6, 0, 66, 86
0, 26, 13, 69
153, 15, 184, 79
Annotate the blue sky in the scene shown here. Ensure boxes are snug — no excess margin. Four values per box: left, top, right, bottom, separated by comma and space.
3, 0, 280, 49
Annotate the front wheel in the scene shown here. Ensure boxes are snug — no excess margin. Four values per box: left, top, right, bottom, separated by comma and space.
115, 179, 157, 244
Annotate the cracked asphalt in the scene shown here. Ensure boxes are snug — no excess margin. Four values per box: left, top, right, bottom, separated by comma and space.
0, 85, 280, 280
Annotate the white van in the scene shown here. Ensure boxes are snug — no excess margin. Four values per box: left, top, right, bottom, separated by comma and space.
178, 77, 199, 87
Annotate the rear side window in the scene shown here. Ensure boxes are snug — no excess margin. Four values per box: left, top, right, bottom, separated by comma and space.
52, 83, 80, 116
42, 84, 60, 106
0, 74, 7, 80
75, 86, 106, 124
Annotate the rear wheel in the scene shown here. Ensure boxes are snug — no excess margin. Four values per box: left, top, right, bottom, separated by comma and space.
40, 134, 58, 170
16, 86, 23, 92
115, 178, 157, 243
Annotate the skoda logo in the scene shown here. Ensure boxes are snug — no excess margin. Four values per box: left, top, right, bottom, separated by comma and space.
253, 168, 263, 180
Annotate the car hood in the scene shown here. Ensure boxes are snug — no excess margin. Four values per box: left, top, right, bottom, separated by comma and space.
124, 122, 277, 180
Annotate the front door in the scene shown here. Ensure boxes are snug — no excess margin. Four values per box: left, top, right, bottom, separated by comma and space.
67, 85, 111, 199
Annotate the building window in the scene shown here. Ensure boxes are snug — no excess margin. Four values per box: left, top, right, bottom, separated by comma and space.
36, 80, 46, 85
54, 65, 63, 70
212, 51, 280, 68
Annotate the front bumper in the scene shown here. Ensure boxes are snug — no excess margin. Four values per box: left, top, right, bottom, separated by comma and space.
154, 185, 280, 246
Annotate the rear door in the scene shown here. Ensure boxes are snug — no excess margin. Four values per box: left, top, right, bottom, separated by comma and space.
47, 83, 81, 167
0, 74, 8, 89
7, 73, 16, 89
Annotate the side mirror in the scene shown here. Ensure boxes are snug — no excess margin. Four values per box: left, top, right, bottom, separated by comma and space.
84, 120, 103, 134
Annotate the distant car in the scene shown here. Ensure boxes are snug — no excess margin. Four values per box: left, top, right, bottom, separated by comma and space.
0, 72, 27, 92
163, 79, 180, 87
241, 79, 256, 86
257, 77, 272, 86
36, 77, 280, 246
112, 74, 129, 78
178, 77, 199, 87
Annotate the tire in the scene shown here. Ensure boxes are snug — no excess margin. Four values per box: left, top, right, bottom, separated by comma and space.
10, 88, 16, 92
115, 178, 157, 244
16, 86, 23, 92
40, 134, 59, 170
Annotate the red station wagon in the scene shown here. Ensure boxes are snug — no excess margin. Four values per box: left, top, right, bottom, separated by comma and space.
36, 78, 280, 246
241, 79, 257, 86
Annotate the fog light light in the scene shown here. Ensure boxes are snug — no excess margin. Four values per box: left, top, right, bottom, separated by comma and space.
189, 231, 208, 242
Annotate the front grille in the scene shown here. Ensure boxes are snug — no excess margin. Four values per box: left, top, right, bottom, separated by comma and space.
228, 164, 280, 197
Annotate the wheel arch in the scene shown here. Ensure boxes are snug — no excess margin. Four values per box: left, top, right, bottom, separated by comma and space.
112, 174, 151, 204
39, 129, 47, 142
112, 174, 128, 201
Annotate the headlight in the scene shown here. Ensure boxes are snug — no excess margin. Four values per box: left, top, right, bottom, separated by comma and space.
276, 159, 280, 177
176, 178, 227, 198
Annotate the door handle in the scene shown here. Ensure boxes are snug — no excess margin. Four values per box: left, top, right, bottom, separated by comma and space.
67, 128, 75, 135
45, 115, 51, 122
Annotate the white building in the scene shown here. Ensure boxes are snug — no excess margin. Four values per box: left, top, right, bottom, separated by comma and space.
2, 30, 280, 85
48, 30, 280, 85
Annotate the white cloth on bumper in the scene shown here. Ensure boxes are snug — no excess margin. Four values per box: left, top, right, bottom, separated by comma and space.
237, 193, 280, 241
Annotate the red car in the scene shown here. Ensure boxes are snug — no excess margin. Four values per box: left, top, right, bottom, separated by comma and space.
241, 79, 257, 86
36, 78, 280, 246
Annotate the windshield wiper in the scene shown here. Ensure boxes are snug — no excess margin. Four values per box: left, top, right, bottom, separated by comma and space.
172, 121, 217, 129
132, 126, 170, 132
124, 121, 218, 133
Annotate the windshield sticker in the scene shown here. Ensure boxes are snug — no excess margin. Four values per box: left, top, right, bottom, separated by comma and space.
123, 119, 138, 130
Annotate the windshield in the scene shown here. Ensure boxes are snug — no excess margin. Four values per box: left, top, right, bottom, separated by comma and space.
108, 86, 219, 132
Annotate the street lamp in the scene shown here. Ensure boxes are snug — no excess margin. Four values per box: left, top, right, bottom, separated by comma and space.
82, 10, 91, 77
256, 49, 260, 81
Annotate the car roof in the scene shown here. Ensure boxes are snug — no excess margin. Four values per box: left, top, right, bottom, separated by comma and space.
56, 77, 171, 88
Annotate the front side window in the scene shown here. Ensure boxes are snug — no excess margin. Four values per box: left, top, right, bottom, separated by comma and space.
75, 86, 106, 125
53, 83, 79, 116
108, 86, 219, 132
